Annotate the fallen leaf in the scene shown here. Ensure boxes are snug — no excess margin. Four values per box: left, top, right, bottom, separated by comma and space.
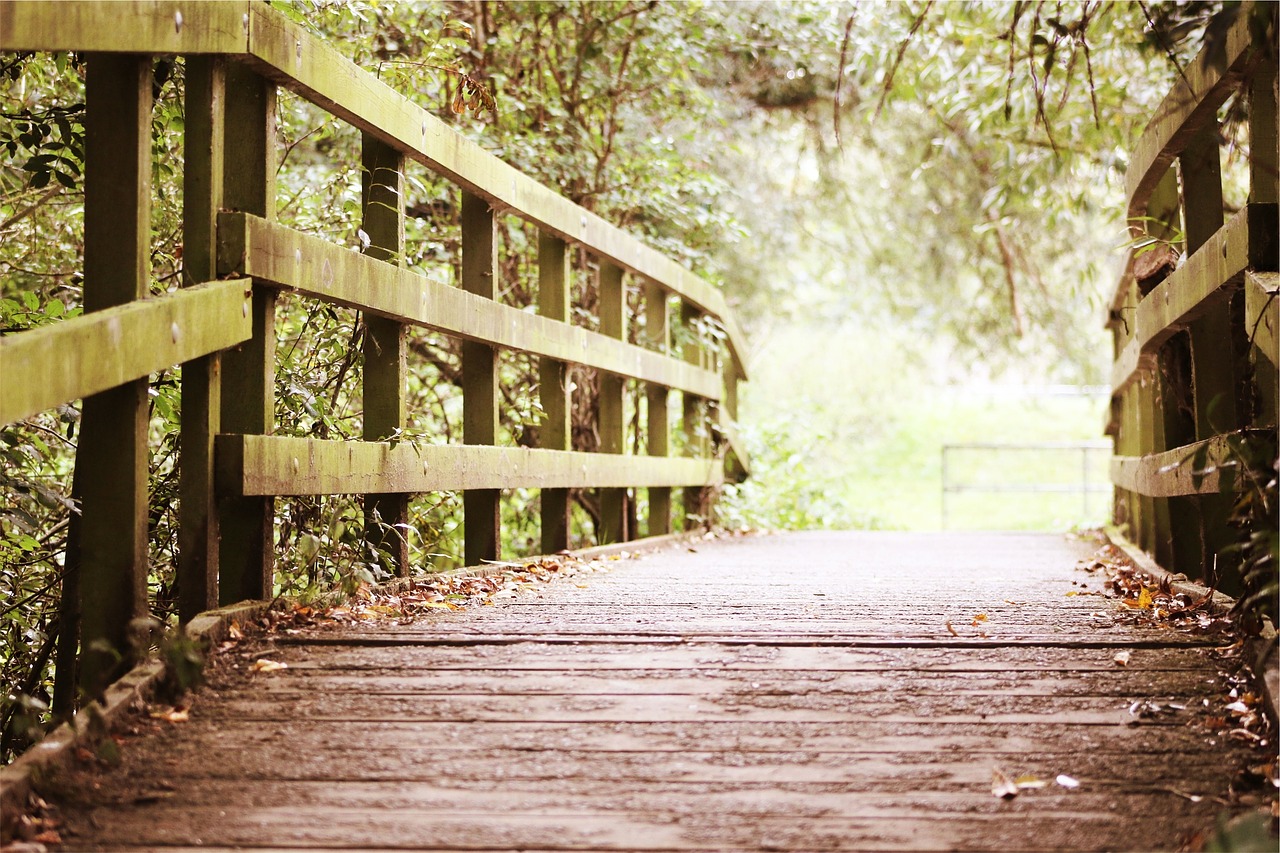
1056, 774, 1080, 789
148, 706, 190, 723
1015, 774, 1049, 789
992, 767, 1019, 799
1113, 650, 1131, 667
945, 621, 960, 637
227, 622, 243, 640
250, 659, 288, 673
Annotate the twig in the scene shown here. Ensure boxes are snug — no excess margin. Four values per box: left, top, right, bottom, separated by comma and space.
833, 7, 859, 150
873, 0, 935, 123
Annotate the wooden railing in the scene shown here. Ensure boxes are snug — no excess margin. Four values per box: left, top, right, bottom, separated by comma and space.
1105, 1, 1277, 586
0, 1, 748, 694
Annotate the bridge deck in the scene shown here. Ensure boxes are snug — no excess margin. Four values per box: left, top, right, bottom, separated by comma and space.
44, 532, 1262, 851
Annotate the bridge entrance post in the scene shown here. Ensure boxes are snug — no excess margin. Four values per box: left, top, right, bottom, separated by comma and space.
217, 63, 277, 604
177, 56, 225, 623
72, 53, 154, 699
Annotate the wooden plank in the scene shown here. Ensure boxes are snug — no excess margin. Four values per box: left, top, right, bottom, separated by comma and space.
0, 280, 251, 426
461, 191, 500, 566
215, 435, 724, 496
1108, 431, 1268, 497
361, 134, 410, 576
538, 232, 572, 554
236, 2, 747, 372
219, 213, 722, 400
177, 56, 227, 622
1111, 204, 1277, 393
1125, 0, 1258, 217
75, 53, 152, 697
0, 0, 249, 54
598, 262, 628, 544
1246, 270, 1279, 367
217, 61, 276, 604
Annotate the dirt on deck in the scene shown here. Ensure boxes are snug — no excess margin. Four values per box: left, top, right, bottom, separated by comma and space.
16, 531, 1279, 851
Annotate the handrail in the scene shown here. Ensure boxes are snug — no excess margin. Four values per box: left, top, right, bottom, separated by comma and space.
1106, 3, 1277, 586
0, 0, 751, 703
1123, 0, 1261, 219
0, 0, 749, 376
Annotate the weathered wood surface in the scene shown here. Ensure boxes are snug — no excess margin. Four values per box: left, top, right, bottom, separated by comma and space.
1124, 0, 1259, 217
220, 213, 723, 401
0, 279, 251, 426
1110, 204, 1278, 394
45, 532, 1264, 851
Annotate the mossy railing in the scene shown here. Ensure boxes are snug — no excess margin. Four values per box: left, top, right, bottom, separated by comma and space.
1105, 1, 1276, 588
0, 1, 749, 696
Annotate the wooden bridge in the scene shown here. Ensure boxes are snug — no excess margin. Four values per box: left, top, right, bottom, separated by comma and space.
0, 2, 1277, 850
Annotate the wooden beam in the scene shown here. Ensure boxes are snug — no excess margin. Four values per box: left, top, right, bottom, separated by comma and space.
1246, 270, 1279, 368
219, 214, 722, 400
75, 53, 152, 698
1110, 432, 1268, 498
1111, 204, 1277, 393
217, 435, 724, 496
178, 56, 227, 623
644, 282, 672, 537
598, 262, 627, 545
1125, 1, 1258, 218
0, 0, 249, 53
681, 303, 710, 531
538, 232, 572, 554
361, 134, 409, 577
1249, 56, 1278, 205
461, 191, 500, 567
217, 61, 276, 605
0, 280, 251, 426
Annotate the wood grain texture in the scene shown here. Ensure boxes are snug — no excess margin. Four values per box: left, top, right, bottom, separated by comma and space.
1110, 204, 1277, 394
0, 280, 251, 426
216, 435, 725, 496
43, 532, 1266, 852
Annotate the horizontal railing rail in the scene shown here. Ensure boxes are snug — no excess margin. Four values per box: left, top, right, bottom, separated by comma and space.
1104, 0, 1277, 584
0, 0, 750, 702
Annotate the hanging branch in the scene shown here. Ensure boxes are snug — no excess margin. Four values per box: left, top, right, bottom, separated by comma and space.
872, 0, 935, 123
833, 7, 859, 149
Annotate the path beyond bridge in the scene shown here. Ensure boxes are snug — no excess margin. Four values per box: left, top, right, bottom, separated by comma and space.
42, 532, 1265, 851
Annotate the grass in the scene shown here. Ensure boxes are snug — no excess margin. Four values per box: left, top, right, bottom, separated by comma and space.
721, 320, 1111, 533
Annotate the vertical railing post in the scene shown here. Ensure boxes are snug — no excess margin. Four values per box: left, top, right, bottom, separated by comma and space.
361, 134, 409, 576
1251, 57, 1278, 207
178, 56, 225, 623
538, 232, 572, 553
645, 283, 671, 536
1136, 169, 1180, 563
217, 62, 277, 603
598, 262, 628, 544
461, 192, 500, 566
1180, 122, 1239, 582
681, 302, 709, 530
75, 53, 153, 697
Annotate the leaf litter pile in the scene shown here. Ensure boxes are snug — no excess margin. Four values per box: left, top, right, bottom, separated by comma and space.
217, 553, 619, 672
